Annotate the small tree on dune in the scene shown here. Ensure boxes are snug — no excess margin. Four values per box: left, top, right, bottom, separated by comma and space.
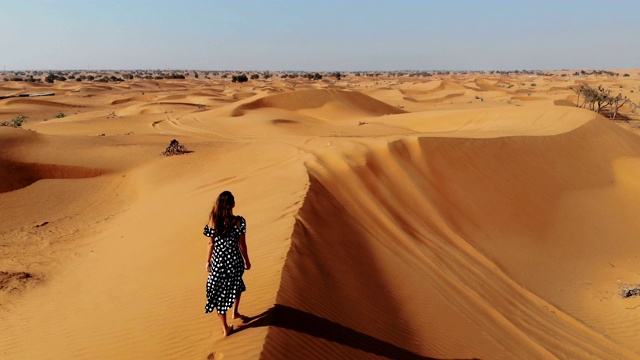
574, 83, 635, 119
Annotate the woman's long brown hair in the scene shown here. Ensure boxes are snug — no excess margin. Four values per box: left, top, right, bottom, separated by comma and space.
210, 191, 235, 235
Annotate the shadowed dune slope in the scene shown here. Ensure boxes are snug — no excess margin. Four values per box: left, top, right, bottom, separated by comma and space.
235, 89, 406, 116
263, 116, 640, 359
0, 159, 105, 193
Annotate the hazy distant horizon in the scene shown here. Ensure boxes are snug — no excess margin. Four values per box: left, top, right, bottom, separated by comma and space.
2, 0, 639, 72
1, 68, 636, 73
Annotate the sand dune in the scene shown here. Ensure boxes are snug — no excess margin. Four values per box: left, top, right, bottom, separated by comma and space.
2, 72, 640, 359
236, 88, 405, 114
0, 159, 105, 193
111, 95, 155, 105
4, 98, 85, 108
268, 115, 640, 359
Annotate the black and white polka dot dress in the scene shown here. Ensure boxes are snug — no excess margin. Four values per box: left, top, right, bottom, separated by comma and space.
203, 216, 246, 315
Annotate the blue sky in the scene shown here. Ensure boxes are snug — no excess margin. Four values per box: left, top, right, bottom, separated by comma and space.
2, 0, 639, 71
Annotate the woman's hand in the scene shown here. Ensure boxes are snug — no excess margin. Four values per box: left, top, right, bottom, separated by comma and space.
244, 261, 251, 270
206, 262, 212, 273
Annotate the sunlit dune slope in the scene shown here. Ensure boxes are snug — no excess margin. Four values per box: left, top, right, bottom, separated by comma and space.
233, 89, 406, 120
264, 114, 640, 359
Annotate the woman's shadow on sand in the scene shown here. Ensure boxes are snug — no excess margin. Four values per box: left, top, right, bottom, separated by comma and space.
233, 304, 478, 360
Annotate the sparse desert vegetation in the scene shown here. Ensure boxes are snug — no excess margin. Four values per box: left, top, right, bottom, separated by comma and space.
0, 114, 27, 127
574, 83, 637, 119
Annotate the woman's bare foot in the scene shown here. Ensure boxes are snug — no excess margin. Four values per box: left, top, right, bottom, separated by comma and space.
222, 325, 234, 337
233, 312, 249, 322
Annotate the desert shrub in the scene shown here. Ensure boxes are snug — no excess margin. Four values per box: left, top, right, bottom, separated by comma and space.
305, 73, 323, 80
9, 77, 24, 81
232, 74, 248, 83
531, 83, 537, 86
123, 74, 134, 80
162, 139, 192, 156
5, 115, 27, 127
55, 112, 65, 118
624, 73, 630, 77
164, 73, 185, 79
250, 74, 259, 79
44, 73, 55, 83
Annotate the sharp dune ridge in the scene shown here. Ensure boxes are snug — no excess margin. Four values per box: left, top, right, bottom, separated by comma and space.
271, 117, 640, 359
1, 72, 640, 359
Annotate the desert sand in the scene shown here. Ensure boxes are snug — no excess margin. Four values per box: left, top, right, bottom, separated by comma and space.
2, 70, 640, 359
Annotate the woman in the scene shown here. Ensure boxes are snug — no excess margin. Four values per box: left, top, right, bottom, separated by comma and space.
204, 190, 251, 336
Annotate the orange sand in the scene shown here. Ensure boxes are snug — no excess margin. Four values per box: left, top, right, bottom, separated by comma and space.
2, 71, 640, 359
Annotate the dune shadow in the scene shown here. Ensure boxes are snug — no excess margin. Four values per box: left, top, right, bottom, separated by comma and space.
0, 159, 105, 193
236, 304, 477, 360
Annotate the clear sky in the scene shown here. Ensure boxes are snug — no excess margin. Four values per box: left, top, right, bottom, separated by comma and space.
2, 0, 639, 71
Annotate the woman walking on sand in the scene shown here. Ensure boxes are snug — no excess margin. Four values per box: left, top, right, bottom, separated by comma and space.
204, 190, 251, 336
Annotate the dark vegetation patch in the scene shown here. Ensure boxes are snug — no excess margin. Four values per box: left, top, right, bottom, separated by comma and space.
162, 139, 192, 157
619, 284, 640, 298
0, 271, 40, 292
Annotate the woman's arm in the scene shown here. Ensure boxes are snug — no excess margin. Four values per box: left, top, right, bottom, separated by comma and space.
206, 236, 214, 272
239, 234, 251, 270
